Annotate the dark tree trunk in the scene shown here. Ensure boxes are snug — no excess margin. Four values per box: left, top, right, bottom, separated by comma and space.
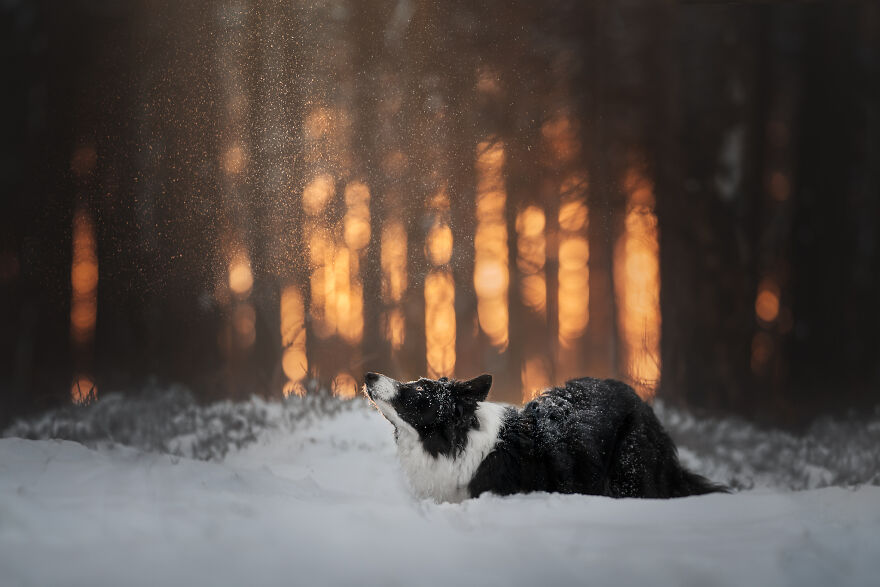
658, 4, 768, 420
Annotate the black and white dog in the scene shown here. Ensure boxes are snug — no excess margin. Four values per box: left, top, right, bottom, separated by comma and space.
363, 372, 726, 502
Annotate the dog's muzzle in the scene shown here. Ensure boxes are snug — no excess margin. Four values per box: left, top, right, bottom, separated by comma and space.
364, 372, 379, 399
363, 372, 397, 402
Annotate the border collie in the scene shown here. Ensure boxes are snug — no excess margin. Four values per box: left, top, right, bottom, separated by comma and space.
363, 372, 726, 502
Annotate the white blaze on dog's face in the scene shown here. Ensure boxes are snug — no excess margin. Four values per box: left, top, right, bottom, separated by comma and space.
362, 372, 493, 458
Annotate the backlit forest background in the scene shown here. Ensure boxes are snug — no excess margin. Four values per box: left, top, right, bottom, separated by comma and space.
1, 0, 878, 430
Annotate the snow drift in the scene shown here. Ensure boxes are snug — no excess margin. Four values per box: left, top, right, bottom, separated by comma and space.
2, 389, 879, 587
7, 387, 879, 490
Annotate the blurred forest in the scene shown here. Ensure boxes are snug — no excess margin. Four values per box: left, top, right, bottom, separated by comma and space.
1, 0, 878, 430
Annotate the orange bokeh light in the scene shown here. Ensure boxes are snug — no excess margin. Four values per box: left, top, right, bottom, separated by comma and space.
281, 285, 308, 390
303, 174, 335, 216
558, 235, 590, 346
516, 205, 547, 315
521, 356, 551, 402
307, 227, 364, 344
228, 251, 254, 297
474, 140, 509, 350
70, 208, 98, 347
343, 181, 371, 251
557, 184, 590, 348
71, 375, 96, 405
385, 307, 406, 350
615, 165, 661, 397
332, 372, 359, 398
381, 221, 407, 304
755, 278, 781, 323
427, 222, 453, 267
425, 270, 456, 378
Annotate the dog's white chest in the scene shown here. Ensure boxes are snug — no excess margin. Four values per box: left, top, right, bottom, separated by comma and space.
395, 402, 508, 503
396, 437, 470, 503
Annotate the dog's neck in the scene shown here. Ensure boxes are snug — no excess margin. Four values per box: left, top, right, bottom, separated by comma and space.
394, 401, 508, 503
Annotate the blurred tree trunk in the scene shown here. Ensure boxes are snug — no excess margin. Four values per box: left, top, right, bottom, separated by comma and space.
0, 2, 77, 425
658, 3, 768, 420
445, 7, 480, 382
784, 2, 880, 422
156, 1, 224, 400
93, 1, 150, 395
574, 0, 624, 382
241, 0, 305, 398
350, 0, 394, 376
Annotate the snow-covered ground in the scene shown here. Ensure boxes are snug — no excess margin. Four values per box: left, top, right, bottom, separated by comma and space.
2, 394, 879, 587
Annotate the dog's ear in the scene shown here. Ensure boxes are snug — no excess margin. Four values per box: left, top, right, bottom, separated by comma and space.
453, 374, 492, 404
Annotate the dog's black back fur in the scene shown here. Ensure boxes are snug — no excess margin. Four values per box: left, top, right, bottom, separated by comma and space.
468, 377, 726, 499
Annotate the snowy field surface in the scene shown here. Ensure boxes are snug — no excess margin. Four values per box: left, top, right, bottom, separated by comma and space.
2, 391, 880, 587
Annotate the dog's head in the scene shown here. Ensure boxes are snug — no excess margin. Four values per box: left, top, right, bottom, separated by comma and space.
363, 372, 493, 458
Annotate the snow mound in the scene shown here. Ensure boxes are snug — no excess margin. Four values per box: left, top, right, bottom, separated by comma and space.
655, 401, 880, 490
5, 390, 879, 491
3, 385, 352, 461
2, 403, 879, 587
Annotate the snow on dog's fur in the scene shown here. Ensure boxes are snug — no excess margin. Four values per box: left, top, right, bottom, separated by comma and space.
364, 372, 727, 502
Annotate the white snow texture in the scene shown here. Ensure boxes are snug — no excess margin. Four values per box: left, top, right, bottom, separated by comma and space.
2, 393, 879, 587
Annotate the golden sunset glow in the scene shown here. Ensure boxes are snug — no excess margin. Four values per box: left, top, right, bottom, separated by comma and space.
225, 242, 256, 353
332, 372, 359, 398
425, 270, 456, 377
308, 229, 332, 338
755, 278, 781, 323
427, 222, 453, 266
425, 188, 456, 377
343, 181, 371, 251
70, 375, 96, 405
3, 0, 856, 472
336, 246, 365, 345
303, 174, 335, 216
70, 207, 98, 403
559, 200, 588, 232
516, 205, 547, 314
385, 307, 406, 350
228, 250, 254, 297
558, 198, 590, 347
381, 220, 408, 349
381, 221, 407, 304
71, 208, 98, 346
521, 356, 551, 402
615, 165, 661, 397
474, 140, 509, 349
281, 285, 308, 395
309, 232, 364, 343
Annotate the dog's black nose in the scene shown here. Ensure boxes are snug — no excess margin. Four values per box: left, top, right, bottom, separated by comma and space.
364, 372, 379, 384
